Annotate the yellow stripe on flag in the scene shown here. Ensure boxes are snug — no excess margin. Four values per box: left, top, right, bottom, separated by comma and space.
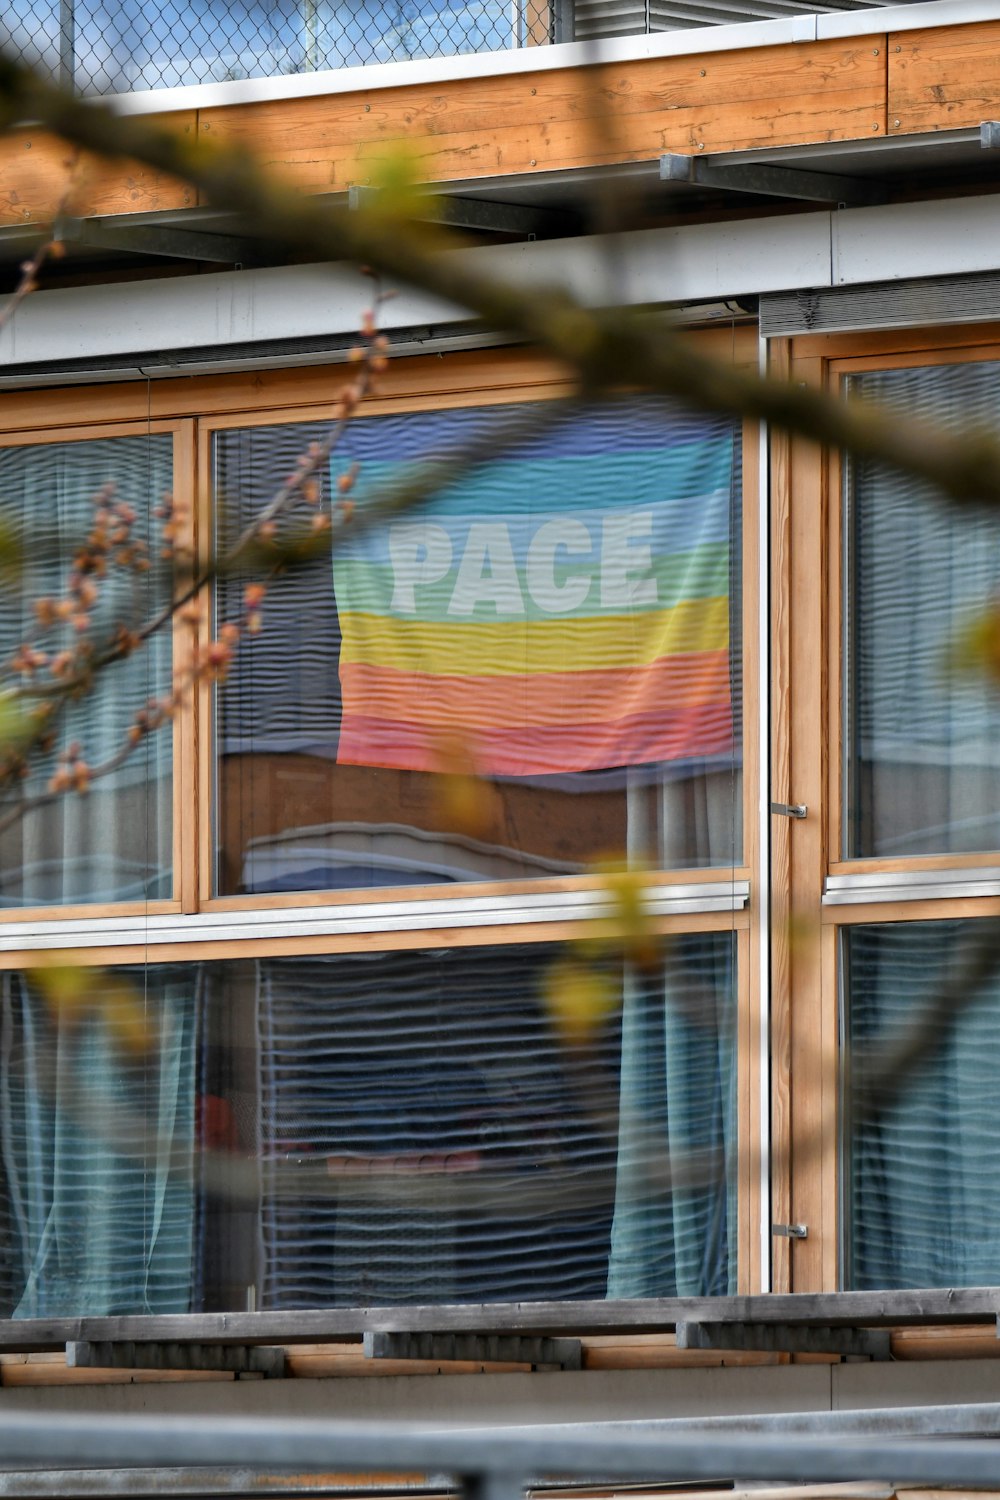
338, 597, 729, 677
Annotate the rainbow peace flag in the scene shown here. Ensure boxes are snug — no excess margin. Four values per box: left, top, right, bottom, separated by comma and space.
331, 403, 736, 778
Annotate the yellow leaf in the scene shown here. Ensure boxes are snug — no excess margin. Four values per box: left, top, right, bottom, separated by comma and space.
948, 602, 1000, 681
28, 961, 152, 1053
28, 960, 91, 1026
544, 957, 618, 1043
593, 858, 662, 971
100, 975, 153, 1055
0, 518, 22, 582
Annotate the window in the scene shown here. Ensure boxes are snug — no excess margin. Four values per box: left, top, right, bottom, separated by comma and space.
213, 397, 743, 897
779, 333, 1000, 1296
0, 942, 734, 1315
0, 427, 177, 909
0, 343, 757, 1320
843, 918, 1000, 1290
843, 361, 1000, 860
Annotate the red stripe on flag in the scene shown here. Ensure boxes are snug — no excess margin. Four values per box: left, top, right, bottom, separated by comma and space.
337, 703, 734, 777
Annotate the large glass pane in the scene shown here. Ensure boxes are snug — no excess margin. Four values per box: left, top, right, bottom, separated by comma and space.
215, 401, 742, 896
843, 919, 1000, 1289
0, 434, 173, 906
0, 938, 736, 1314
0, 967, 199, 1316
843, 362, 1000, 858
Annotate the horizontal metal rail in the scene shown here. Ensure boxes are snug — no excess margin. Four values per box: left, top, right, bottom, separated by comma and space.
466, 1402, 1000, 1438
5, 1407, 1000, 1498
5, 1413, 1000, 1495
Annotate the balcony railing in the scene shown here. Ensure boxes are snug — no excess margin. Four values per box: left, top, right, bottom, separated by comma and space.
1, 1406, 1000, 1496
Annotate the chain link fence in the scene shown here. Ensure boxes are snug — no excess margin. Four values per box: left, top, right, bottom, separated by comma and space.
0, 0, 920, 98
0, 0, 556, 96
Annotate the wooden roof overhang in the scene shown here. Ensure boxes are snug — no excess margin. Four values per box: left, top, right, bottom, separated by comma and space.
2, 11, 1000, 277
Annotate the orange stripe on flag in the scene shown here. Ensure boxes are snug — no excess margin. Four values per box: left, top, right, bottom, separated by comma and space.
340, 651, 731, 732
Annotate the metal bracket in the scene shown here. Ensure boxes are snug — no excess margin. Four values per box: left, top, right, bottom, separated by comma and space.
363, 1331, 582, 1370
659, 154, 886, 208
66, 1341, 285, 1377
982, 121, 1000, 149
676, 1321, 892, 1361
772, 1221, 809, 1238
770, 802, 807, 819
55, 216, 265, 266
347, 185, 580, 240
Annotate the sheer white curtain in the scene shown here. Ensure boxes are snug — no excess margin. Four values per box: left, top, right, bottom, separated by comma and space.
0, 969, 197, 1317
607, 937, 737, 1298
846, 921, 1000, 1288
0, 434, 172, 906
846, 361, 1000, 858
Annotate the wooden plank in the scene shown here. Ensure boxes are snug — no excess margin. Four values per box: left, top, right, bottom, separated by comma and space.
581, 1334, 780, 1369
739, 412, 761, 1296
0, 350, 576, 433
795, 326, 1000, 365
768, 339, 793, 1298
786, 353, 829, 1295
889, 1325, 1000, 1361
0, 116, 196, 228
830, 851, 1000, 875
288, 1346, 529, 1376
0, 1290, 998, 1352
173, 420, 198, 915
889, 21, 1000, 136
0, 331, 757, 434
199, 40, 886, 195
821, 895, 1000, 926
0, 908, 747, 973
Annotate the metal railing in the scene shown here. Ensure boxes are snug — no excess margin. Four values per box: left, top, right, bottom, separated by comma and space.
3, 1409, 1000, 1498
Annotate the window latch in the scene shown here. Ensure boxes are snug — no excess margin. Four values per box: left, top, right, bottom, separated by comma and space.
771, 1222, 808, 1239
770, 801, 807, 819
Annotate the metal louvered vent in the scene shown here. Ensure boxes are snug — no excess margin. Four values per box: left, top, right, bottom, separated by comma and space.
760, 272, 1000, 339
576, 0, 928, 40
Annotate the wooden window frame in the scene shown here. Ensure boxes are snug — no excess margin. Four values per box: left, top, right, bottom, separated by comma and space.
779, 325, 1000, 1295
196, 360, 758, 917
0, 331, 764, 1303
0, 416, 196, 923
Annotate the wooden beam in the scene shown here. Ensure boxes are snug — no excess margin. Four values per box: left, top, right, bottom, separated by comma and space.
21, 19, 1000, 226
198, 39, 886, 195
0, 117, 196, 228
889, 21, 1000, 136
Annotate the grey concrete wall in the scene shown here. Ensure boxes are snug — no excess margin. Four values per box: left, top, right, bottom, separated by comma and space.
3, 1361, 998, 1420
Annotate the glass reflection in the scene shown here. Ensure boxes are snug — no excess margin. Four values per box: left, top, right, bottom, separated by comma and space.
844, 919, 1000, 1289
0, 940, 735, 1314
214, 402, 742, 896
0, 435, 173, 907
844, 361, 1000, 858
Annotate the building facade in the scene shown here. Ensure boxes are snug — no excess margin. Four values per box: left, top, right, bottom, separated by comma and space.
1, 0, 1000, 1439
